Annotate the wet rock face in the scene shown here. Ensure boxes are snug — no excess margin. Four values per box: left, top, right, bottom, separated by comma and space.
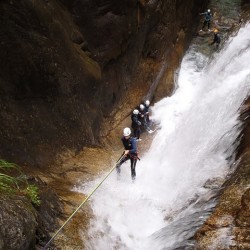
236, 188, 250, 227
67, 0, 138, 67
0, 195, 37, 250
0, 0, 207, 167
70, 0, 208, 102
0, 0, 102, 166
195, 157, 250, 250
0, 179, 63, 249
32, 177, 64, 247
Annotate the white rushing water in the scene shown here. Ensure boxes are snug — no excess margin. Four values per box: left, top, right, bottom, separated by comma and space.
79, 23, 250, 250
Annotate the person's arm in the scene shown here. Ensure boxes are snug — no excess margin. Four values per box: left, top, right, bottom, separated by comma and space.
139, 111, 144, 118
129, 138, 137, 154
122, 138, 130, 155
134, 116, 141, 125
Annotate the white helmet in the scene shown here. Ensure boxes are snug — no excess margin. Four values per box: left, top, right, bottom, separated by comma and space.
145, 100, 150, 106
133, 109, 139, 115
123, 127, 131, 136
208, 9, 210, 12
139, 104, 145, 110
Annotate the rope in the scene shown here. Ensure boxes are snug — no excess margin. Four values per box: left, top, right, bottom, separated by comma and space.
42, 152, 125, 250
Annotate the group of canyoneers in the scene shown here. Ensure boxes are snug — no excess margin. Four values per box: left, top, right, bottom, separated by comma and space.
116, 8, 228, 181
116, 100, 153, 181
199, 8, 221, 47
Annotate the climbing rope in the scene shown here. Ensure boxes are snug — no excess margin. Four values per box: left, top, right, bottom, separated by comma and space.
42, 152, 125, 250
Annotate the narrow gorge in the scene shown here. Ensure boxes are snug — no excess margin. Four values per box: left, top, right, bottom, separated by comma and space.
0, 0, 249, 249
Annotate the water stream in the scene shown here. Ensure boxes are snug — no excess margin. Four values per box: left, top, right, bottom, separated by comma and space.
78, 23, 250, 250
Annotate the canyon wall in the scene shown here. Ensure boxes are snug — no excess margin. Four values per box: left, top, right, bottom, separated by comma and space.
0, 0, 208, 167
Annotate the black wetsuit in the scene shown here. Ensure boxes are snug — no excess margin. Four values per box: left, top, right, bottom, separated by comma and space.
211, 33, 221, 46
116, 136, 138, 180
144, 104, 152, 129
200, 11, 212, 30
131, 113, 141, 139
139, 108, 145, 124
144, 105, 150, 122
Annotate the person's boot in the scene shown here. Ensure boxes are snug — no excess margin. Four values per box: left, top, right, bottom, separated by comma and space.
116, 164, 121, 180
131, 170, 136, 182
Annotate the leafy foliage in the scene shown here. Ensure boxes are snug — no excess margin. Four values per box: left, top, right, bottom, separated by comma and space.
25, 185, 41, 206
0, 160, 20, 192
0, 159, 41, 206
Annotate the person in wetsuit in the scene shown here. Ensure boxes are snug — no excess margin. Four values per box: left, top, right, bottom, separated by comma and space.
200, 9, 212, 31
210, 29, 221, 47
116, 127, 138, 180
144, 100, 151, 126
131, 109, 142, 141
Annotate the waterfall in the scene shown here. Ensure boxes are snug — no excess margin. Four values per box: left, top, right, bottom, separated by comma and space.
79, 23, 250, 250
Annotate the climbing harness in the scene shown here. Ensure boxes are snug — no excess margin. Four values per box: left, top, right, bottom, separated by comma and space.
128, 152, 140, 161
42, 152, 125, 250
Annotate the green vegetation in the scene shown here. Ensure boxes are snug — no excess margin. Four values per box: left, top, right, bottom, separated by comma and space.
0, 159, 21, 192
0, 159, 41, 206
25, 185, 41, 206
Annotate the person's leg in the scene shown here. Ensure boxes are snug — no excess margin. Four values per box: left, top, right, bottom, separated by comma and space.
133, 127, 137, 138
138, 128, 141, 140
141, 119, 145, 131
202, 20, 207, 30
208, 20, 210, 30
116, 156, 128, 175
130, 158, 137, 180
136, 127, 142, 141
144, 116, 150, 131
135, 127, 141, 140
